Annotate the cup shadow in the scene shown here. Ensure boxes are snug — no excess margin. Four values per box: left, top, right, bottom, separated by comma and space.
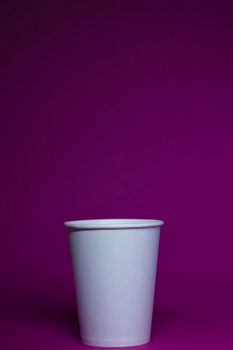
151, 306, 187, 339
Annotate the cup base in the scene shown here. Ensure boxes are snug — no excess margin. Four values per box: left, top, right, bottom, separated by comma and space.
81, 337, 150, 347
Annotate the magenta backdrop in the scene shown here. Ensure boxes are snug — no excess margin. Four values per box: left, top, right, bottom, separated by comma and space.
1, 1, 233, 349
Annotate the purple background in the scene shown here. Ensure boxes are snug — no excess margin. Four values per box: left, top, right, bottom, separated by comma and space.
1, 1, 233, 349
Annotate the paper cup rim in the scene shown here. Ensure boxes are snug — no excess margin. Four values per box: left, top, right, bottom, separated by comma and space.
64, 218, 164, 230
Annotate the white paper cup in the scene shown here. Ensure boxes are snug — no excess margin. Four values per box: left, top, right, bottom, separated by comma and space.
64, 219, 164, 347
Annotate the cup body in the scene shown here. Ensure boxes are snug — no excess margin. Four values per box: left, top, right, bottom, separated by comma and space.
65, 219, 164, 347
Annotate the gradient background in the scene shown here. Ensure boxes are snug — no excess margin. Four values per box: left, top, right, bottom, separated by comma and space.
1, 1, 233, 349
